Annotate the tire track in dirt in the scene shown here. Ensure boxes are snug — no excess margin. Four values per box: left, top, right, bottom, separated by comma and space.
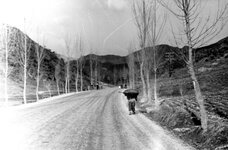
49, 88, 117, 150
12, 91, 102, 150
117, 90, 195, 150
28, 96, 99, 149
15, 92, 94, 129
89, 89, 117, 150
96, 90, 122, 150
4, 88, 195, 150
112, 93, 142, 150
72, 93, 110, 150
46, 92, 106, 150
113, 95, 152, 150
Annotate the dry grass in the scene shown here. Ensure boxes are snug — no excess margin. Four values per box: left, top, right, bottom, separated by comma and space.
138, 98, 228, 149
137, 57, 228, 149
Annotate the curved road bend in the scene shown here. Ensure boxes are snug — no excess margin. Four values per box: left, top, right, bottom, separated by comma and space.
0, 88, 195, 150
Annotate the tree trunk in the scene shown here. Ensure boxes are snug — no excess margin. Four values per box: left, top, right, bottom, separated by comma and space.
140, 62, 147, 103
95, 61, 97, 85
97, 65, 100, 85
62, 86, 65, 94
75, 76, 78, 92
56, 80, 60, 95
188, 48, 207, 131
36, 64, 40, 101
129, 73, 133, 88
65, 61, 69, 93
90, 57, 93, 85
113, 67, 117, 85
67, 61, 70, 93
153, 44, 159, 108
154, 70, 159, 108
48, 88, 51, 97
146, 70, 152, 103
132, 63, 135, 89
184, 7, 208, 131
68, 78, 70, 93
129, 66, 132, 88
4, 25, 8, 105
129, 64, 135, 89
65, 76, 68, 94
23, 34, 27, 104
128, 54, 135, 89
80, 64, 83, 91
75, 60, 79, 92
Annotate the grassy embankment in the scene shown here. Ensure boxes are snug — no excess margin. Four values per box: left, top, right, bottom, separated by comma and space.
137, 56, 228, 149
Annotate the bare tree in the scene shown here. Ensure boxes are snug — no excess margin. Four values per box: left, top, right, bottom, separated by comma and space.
159, 0, 228, 131
16, 20, 32, 104
96, 57, 101, 86
55, 61, 61, 95
4, 25, 9, 105
132, 0, 152, 103
133, 0, 166, 107
35, 41, 46, 101
146, 0, 167, 109
75, 59, 79, 92
73, 35, 82, 92
89, 49, 96, 88
1, 25, 29, 104
43, 79, 52, 97
23, 22, 28, 104
5, 21, 32, 104
0, 24, 10, 105
64, 34, 72, 93
78, 36, 84, 92
127, 43, 136, 89
90, 52, 93, 86
0, 25, 21, 105
113, 66, 118, 85
21, 21, 28, 104
93, 52, 98, 86
80, 58, 83, 91
73, 36, 79, 93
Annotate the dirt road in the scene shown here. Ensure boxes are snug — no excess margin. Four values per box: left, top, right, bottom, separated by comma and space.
0, 88, 195, 150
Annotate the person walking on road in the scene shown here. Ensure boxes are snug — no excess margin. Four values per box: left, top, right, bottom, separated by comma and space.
123, 89, 139, 115
127, 96, 137, 115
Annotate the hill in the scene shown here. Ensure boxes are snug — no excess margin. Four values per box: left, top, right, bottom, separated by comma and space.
1, 25, 228, 107
134, 39, 228, 149
0, 26, 129, 105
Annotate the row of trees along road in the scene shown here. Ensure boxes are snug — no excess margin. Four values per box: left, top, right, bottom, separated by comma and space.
1, 22, 32, 105
89, 51, 100, 87
131, 0, 228, 132
1, 24, 89, 105
57, 34, 86, 94
132, 0, 167, 109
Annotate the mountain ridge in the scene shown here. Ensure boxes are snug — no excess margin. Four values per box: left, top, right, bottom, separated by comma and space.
1, 25, 227, 104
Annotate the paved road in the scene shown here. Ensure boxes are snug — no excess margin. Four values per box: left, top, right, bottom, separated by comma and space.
0, 88, 194, 150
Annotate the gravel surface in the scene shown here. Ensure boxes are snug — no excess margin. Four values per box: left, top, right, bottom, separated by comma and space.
0, 88, 195, 150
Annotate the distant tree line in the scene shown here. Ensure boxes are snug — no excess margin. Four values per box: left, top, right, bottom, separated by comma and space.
1, 27, 90, 103
1, 26, 130, 104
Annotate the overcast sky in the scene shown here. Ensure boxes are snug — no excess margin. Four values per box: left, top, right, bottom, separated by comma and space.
0, 0, 228, 58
